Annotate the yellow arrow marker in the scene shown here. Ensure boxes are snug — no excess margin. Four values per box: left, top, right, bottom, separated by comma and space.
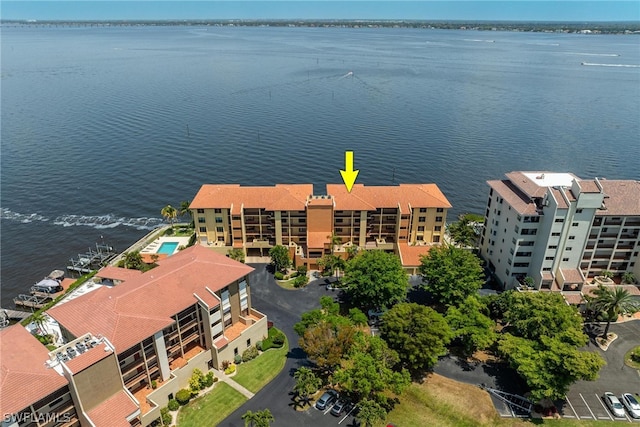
340, 151, 359, 193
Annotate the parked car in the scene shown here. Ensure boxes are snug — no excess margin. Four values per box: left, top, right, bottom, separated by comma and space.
603, 392, 625, 418
621, 393, 640, 418
316, 390, 338, 410
331, 399, 349, 416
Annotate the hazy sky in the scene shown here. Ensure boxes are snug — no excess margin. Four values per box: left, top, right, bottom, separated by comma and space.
2, 1, 639, 22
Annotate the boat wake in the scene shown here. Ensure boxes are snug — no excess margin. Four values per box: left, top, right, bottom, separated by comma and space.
563, 52, 620, 57
581, 62, 640, 68
464, 39, 495, 43
1, 208, 163, 230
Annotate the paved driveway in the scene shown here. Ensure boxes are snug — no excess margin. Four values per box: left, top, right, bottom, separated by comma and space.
219, 266, 360, 427
559, 320, 640, 423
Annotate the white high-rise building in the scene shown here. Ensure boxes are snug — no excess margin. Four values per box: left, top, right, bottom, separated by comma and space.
480, 172, 640, 291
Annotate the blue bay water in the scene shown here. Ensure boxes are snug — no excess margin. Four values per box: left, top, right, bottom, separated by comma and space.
1, 25, 639, 307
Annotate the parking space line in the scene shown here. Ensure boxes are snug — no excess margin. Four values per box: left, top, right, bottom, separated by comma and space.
323, 404, 334, 415
580, 393, 596, 420
595, 394, 614, 421
339, 406, 356, 425
565, 395, 580, 419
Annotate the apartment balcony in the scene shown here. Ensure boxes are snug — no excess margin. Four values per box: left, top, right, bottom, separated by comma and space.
363, 238, 394, 250
168, 343, 206, 371
617, 243, 636, 250
246, 239, 273, 248
132, 375, 171, 415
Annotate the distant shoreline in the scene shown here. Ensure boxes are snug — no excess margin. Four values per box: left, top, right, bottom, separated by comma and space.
1, 19, 639, 34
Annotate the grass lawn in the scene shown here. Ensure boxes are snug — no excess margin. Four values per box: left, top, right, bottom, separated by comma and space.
625, 345, 640, 369
385, 374, 623, 427
275, 278, 297, 290
233, 331, 289, 393
177, 382, 246, 427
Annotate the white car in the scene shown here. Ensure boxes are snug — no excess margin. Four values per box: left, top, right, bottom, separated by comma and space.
603, 392, 625, 418
621, 393, 640, 418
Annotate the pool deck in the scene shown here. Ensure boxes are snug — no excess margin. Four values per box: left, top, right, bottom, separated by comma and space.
140, 236, 190, 256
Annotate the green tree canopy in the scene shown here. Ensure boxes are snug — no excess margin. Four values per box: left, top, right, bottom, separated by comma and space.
342, 250, 409, 310
498, 334, 605, 402
419, 245, 484, 307
356, 398, 388, 427
268, 245, 291, 272
500, 291, 586, 345
293, 367, 322, 404
334, 335, 410, 403
445, 296, 496, 357
380, 302, 452, 375
227, 248, 245, 263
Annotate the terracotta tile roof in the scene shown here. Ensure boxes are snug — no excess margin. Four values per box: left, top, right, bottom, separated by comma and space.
549, 187, 569, 209
307, 232, 330, 249
96, 266, 143, 282
0, 325, 68, 415
48, 245, 254, 352
86, 389, 139, 427
307, 196, 334, 206
326, 183, 451, 212
597, 180, 640, 216
562, 292, 585, 305
190, 184, 313, 211
194, 288, 220, 309
397, 243, 432, 267
560, 268, 584, 284
64, 343, 112, 374
214, 337, 228, 349
578, 180, 601, 193
487, 180, 538, 215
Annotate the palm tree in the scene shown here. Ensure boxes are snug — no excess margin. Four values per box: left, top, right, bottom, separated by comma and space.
179, 201, 192, 221
242, 409, 274, 427
293, 367, 322, 406
622, 272, 636, 285
590, 285, 640, 337
329, 233, 342, 255
161, 205, 178, 229
31, 311, 48, 335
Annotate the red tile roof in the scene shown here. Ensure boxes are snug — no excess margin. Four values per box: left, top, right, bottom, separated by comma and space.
326, 183, 451, 212
190, 184, 313, 212
307, 232, 330, 249
597, 180, 640, 216
0, 325, 68, 414
397, 242, 432, 267
487, 180, 538, 215
48, 245, 254, 352
96, 266, 143, 282
194, 288, 221, 309
64, 343, 112, 374
86, 389, 139, 427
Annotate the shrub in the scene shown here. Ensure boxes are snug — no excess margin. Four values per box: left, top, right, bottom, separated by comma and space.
293, 274, 308, 288
234, 354, 242, 364
175, 389, 191, 405
164, 228, 174, 236
256, 340, 263, 351
213, 376, 219, 382
151, 380, 157, 389
167, 399, 180, 411
631, 349, 640, 363
221, 360, 231, 370
274, 271, 284, 280
160, 407, 172, 426
296, 265, 308, 276
224, 364, 236, 375
203, 371, 215, 388
242, 346, 259, 362
189, 368, 204, 392
348, 308, 368, 326
272, 332, 285, 347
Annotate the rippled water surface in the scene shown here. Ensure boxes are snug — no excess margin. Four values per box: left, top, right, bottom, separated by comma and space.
2, 26, 639, 306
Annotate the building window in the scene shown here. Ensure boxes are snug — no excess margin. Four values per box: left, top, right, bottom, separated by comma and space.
434, 226, 441, 232
514, 262, 529, 267
216, 227, 223, 232
521, 229, 537, 235
506, 269, 510, 276
515, 225, 520, 233
435, 216, 443, 222
419, 208, 427, 213
246, 339, 251, 347
299, 218, 306, 223
543, 267, 551, 271
433, 236, 440, 243
417, 226, 425, 231
336, 218, 343, 223
566, 247, 572, 251
198, 217, 206, 223
569, 235, 575, 240
572, 222, 579, 226
197, 209, 204, 214
436, 208, 444, 213
215, 217, 223, 223
549, 245, 558, 249
234, 348, 238, 356
298, 228, 305, 232
199, 227, 206, 233
562, 258, 569, 262
545, 256, 554, 260
576, 209, 583, 214
552, 232, 560, 237
555, 218, 564, 223
214, 208, 222, 213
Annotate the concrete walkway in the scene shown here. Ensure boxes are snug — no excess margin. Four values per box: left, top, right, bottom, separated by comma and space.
212, 368, 255, 399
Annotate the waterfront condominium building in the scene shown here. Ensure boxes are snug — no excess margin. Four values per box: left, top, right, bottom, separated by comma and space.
1, 245, 267, 427
189, 183, 452, 273
480, 171, 640, 292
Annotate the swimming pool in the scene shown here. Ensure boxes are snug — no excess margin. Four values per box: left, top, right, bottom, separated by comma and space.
157, 242, 179, 255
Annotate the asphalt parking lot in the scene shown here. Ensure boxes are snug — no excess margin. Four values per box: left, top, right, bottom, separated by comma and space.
559, 320, 640, 423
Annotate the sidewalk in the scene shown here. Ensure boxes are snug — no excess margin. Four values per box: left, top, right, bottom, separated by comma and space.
212, 368, 255, 399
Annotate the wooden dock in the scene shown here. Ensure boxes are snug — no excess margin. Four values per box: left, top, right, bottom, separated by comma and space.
0, 308, 30, 320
